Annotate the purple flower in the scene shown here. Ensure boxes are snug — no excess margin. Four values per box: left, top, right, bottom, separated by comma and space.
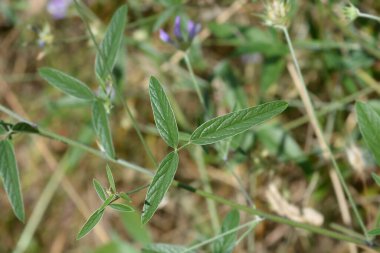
47, 0, 72, 20
174, 16, 182, 40
187, 20, 201, 40
159, 29, 172, 44
159, 16, 201, 51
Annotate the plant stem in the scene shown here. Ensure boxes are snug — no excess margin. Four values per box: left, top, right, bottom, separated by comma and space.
183, 52, 206, 110
280, 26, 369, 240
193, 187, 366, 246
182, 218, 263, 253
0, 104, 370, 247
358, 12, 380, 22
191, 146, 220, 233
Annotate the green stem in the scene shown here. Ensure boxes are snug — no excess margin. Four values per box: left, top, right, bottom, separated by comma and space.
0, 104, 370, 247
358, 12, 380, 23
182, 218, 263, 253
193, 187, 366, 246
281, 26, 369, 240
183, 52, 206, 111
191, 146, 220, 233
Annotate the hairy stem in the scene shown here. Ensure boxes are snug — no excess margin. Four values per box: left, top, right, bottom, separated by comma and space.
0, 104, 370, 246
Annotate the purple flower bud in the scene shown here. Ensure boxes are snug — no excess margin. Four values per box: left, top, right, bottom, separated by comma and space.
174, 16, 182, 40
47, 0, 72, 20
187, 20, 201, 40
159, 29, 173, 44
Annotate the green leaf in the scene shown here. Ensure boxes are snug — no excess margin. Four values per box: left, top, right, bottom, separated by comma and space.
95, 5, 127, 83
149, 77, 179, 148
39, 67, 94, 101
141, 151, 179, 224
12, 122, 39, 134
190, 101, 288, 145
119, 192, 132, 202
106, 165, 116, 193
109, 203, 134, 212
372, 173, 380, 187
142, 243, 191, 253
368, 228, 380, 236
212, 210, 240, 253
93, 179, 107, 201
0, 126, 25, 222
356, 102, 380, 166
76, 208, 105, 240
92, 100, 116, 158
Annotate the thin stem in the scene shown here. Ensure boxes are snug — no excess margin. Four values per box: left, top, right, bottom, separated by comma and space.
191, 146, 220, 233
0, 104, 370, 247
73, 0, 158, 167
13, 159, 67, 253
126, 184, 150, 195
358, 12, 380, 23
176, 141, 191, 152
234, 220, 260, 246
194, 188, 366, 246
280, 26, 369, 240
183, 52, 206, 110
182, 218, 263, 253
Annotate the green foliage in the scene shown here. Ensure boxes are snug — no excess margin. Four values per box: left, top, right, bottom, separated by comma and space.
92, 100, 116, 158
106, 165, 116, 193
368, 228, 380, 236
109, 203, 134, 212
142, 151, 179, 224
95, 5, 127, 83
93, 179, 107, 201
39, 67, 95, 101
356, 102, 380, 165
142, 243, 190, 253
149, 77, 179, 148
78, 167, 134, 239
77, 208, 105, 240
0, 125, 25, 222
190, 101, 288, 145
212, 210, 240, 253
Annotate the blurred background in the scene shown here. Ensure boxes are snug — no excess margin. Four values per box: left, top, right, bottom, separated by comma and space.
0, 0, 380, 252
